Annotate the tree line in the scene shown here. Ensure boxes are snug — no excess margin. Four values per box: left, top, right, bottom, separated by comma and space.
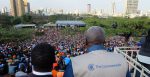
0, 14, 150, 42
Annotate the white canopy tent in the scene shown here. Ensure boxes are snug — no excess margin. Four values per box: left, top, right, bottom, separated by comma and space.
14, 24, 36, 29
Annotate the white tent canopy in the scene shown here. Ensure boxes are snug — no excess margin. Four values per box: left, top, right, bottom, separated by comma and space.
56, 20, 86, 27
14, 24, 36, 29
43, 22, 56, 27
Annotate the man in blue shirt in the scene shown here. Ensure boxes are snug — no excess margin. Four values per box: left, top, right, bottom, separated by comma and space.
64, 26, 131, 77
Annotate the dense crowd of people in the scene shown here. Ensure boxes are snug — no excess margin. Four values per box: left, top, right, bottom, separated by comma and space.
0, 42, 32, 77
33, 28, 86, 56
0, 27, 148, 77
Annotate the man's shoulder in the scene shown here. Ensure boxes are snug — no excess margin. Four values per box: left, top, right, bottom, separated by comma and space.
73, 50, 124, 60
22, 74, 52, 77
24, 73, 53, 77
18, 75, 29, 77
72, 50, 126, 65
105, 51, 125, 59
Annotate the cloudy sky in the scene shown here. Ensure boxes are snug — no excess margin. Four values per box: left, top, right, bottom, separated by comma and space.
0, 0, 149, 13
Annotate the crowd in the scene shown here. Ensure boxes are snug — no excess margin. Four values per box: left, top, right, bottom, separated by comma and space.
32, 28, 86, 56
105, 36, 126, 52
0, 27, 148, 77
0, 41, 32, 77
0, 27, 86, 77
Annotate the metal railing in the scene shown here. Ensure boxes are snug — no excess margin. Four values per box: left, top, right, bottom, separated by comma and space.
114, 47, 150, 77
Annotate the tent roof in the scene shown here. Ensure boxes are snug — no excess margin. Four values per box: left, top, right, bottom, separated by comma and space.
15, 24, 36, 28
56, 21, 86, 26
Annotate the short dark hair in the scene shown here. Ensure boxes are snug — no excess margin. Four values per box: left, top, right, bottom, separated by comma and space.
31, 43, 55, 72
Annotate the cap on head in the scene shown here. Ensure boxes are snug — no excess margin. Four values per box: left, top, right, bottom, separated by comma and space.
85, 26, 105, 44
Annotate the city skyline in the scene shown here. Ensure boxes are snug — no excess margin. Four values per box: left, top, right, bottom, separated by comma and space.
125, 0, 139, 14
0, 0, 150, 13
9, 0, 30, 16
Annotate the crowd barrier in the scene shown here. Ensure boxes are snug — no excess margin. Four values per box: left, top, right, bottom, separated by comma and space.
114, 47, 150, 77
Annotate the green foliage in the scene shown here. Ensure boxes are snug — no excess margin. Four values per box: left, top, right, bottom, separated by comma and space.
0, 14, 150, 42
12, 17, 21, 25
0, 14, 33, 28
21, 14, 32, 23
82, 17, 150, 36
0, 15, 13, 28
0, 27, 33, 42
49, 14, 77, 23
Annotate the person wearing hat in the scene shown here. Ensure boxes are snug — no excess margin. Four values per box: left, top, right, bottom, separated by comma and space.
64, 26, 130, 77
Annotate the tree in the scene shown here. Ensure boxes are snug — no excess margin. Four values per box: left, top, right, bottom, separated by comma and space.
49, 14, 76, 23
12, 17, 21, 25
0, 15, 13, 28
21, 14, 32, 23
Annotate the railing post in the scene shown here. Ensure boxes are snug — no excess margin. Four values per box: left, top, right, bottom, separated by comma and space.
114, 47, 118, 54
131, 51, 133, 58
133, 64, 137, 77
140, 68, 144, 77
125, 50, 127, 59
115, 47, 150, 77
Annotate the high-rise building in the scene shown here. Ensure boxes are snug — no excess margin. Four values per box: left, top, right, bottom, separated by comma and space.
23, 0, 27, 6
125, 0, 138, 14
24, 0, 30, 13
87, 4, 91, 14
74, 9, 79, 15
10, 0, 17, 16
112, 2, 116, 15
1, 7, 8, 14
10, 0, 26, 16
27, 2, 30, 13
146, 11, 150, 17
17, 0, 25, 16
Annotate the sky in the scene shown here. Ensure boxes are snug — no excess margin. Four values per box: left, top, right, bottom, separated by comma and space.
0, 0, 150, 13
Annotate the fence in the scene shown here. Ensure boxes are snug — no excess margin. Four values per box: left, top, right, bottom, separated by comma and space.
114, 47, 150, 77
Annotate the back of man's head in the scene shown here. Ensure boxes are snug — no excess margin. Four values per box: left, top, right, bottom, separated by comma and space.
85, 26, 105, 45
31, 43, 55, 72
